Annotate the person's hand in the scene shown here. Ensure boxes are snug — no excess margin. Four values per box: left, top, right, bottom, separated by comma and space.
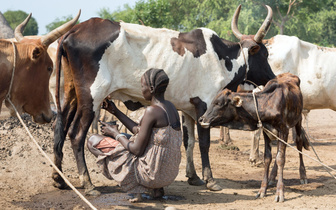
102, 99, 117, 114
99, 121, 119, 138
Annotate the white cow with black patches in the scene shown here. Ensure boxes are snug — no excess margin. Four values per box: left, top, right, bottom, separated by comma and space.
53, 5, 275, 194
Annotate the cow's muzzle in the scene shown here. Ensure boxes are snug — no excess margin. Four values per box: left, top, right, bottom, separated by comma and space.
198, 116, 210, 128
33, 112, 53, 124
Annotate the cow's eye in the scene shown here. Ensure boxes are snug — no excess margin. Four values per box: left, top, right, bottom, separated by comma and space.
47, 66, 53, 72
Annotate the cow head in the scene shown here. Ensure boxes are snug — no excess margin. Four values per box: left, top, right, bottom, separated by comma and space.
4, 11, 80, 124
223, 5, 275, 91
199, 89, 241, 128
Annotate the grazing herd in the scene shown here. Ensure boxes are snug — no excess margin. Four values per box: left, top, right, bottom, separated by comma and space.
0, 4, 331, 203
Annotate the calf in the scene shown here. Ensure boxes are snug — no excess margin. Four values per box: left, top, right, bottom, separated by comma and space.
199, 73, 309, 202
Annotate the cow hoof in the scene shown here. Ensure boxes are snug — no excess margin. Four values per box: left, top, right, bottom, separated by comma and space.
52, 174, 68, 189
85, 188, 101, 196
300, 179, 308, 184
274, 195, 284, 202
206, 180, 222, 191
250, 160, 264, 168
53, 181, 68, 189
256, 192, 265, 199
188, 177, 205, 186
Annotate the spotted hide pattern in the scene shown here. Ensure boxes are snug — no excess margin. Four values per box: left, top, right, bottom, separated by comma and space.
53, 13, 275, 193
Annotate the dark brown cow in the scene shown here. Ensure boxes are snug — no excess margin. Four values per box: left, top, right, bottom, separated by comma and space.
199, 73, 309, 202
0, 11, 80, 123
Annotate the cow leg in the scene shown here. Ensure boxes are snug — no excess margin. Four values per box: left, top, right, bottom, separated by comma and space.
220, 127, 232, 144
196, 122, 221, 191
257, 131, 272, 198
53, 94, 77, 189
190, 97, 221, 191
268, 159, 278, 186
249, 128, 261, 165
182, 114, 204, 186
68, 106, 99, 196
274, 131, 288, 202
89, 108, 100, 134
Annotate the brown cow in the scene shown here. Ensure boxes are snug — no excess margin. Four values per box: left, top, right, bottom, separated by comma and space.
199, 73, 309, 202
0, 11, 80, 123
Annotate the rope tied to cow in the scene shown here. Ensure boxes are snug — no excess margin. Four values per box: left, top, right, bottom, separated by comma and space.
304, 113, 336, 141
5, 41, 97, 210
251, 91, 336, 179
238, 42, 265, 92
6, 41, 17, 101
238, 42, 249, 82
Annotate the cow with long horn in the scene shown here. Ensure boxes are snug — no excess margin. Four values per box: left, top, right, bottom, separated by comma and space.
0, 10, 80, 124
53, 5, 274, 195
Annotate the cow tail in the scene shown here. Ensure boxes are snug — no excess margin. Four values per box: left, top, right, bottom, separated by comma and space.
299, 126, 310, 150
295, 124, 310, 151
53, 34, 68, 163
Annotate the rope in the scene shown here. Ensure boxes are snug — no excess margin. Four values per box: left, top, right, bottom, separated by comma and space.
4, 41, 97, 210
263, 127, 336, 178
238, 43, 263, 92
252, 91, 262, 129
6, 41, 17, 100
238, 42, 248, 81
250, 92, 336, 178
6, 98, 97, 210
304, 114, 336, 141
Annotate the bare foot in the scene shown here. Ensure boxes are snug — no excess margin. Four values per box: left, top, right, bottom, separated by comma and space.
129, 193, 143, 203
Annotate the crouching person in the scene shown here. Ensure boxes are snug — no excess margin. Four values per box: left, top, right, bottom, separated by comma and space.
87, 69, 182, 202
87, 68, 182, 202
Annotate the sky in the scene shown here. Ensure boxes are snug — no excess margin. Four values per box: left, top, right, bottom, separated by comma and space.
1, 0, 138, 35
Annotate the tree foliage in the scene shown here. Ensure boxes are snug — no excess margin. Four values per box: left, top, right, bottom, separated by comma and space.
45, 15, 80, 34
47, 0, 336, 47
3, 10, 38, 35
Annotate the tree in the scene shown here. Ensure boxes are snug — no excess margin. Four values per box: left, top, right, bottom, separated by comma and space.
133, 0, 175, 28
98, 5, 136, 23
94, 0, 336, 46
259, 0, 303, 35
45, 15, 79, 34
3, 10, 38, 35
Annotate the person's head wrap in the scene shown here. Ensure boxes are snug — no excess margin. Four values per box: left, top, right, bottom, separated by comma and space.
143, 68, 169, 94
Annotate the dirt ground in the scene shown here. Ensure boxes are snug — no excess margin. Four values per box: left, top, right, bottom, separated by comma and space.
1, 104, 336, 210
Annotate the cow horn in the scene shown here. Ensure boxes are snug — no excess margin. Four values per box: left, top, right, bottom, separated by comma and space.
231, 5, 243, 40
41, 9, 81, 47
14, 13, 32, 42
254, 5, 273, 43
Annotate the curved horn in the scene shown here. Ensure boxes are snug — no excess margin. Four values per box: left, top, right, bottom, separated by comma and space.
231, 5, 243, 40
41, 9, 81, 47
14, 13, 32, 42
254, 5, 273, 43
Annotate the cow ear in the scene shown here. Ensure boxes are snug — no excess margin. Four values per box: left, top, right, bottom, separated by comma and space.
31, 47, 42, 60
232, 96, 243, 107
248, 45, 260, 55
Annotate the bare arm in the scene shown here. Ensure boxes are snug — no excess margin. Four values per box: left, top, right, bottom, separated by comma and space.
118, 107, 157, 156
102, 99, 139, 134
